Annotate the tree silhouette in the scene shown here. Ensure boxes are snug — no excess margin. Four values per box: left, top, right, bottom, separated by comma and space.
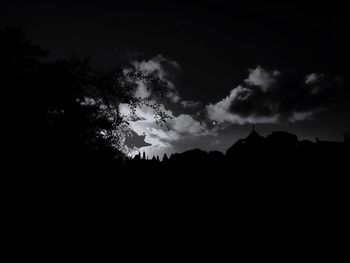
162, 154, 169, 162
1, 27, 172, 174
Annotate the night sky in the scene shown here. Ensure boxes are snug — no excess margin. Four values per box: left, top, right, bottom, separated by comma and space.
3, 0, 350, 157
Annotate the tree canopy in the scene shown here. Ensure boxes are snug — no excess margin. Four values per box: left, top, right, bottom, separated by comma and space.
1, 27, 170, 174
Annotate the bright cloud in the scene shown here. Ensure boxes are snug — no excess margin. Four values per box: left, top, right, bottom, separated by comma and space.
244, 66, 281, 92
119, 102, 214, 157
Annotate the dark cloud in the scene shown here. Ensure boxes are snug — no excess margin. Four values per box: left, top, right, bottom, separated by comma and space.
123, 54, 186, 104
124, 130, 151, 149
207, 67, 343, 124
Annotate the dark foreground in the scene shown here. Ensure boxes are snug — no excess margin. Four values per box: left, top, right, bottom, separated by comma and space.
7, 146, 348, 260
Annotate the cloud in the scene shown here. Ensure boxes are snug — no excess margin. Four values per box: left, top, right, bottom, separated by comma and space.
244, 66, 281, 92
119, 103, 214, 157
305, 73, 326, 95
206, 85, 280, 124
207, 66, 341, 124
124, 130, 151, 149
181, 100, 201, 108
305, 73, 323, 85
170, 114, 209, 136
124, 54, 201, 108
122, 54, 179, 101
133, 80, 151, 99
120, 54, 214, 157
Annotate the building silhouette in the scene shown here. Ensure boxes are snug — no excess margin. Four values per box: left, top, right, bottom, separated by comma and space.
127, 125, 349, 176
226, 125, 267, 156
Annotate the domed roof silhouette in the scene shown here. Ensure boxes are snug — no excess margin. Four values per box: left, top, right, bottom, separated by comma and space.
226, 125, 266, 155
245, 125, 265, 142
